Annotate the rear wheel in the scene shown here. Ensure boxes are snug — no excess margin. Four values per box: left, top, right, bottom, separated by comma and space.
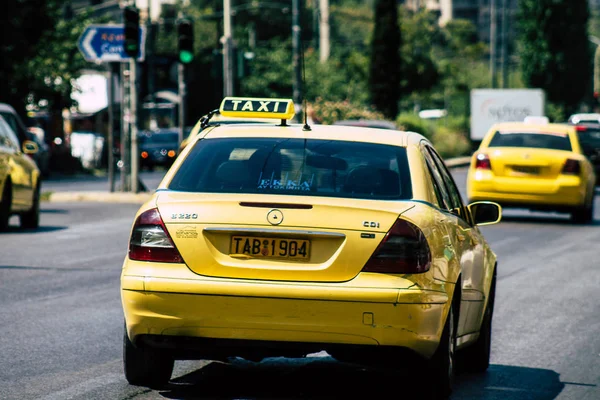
0, 181, 11, 232
20, 183, 40, 229
571, 197, 594, 224
427, 306, 456, 399
123, 326, 174, 388
460, 274, 496, 373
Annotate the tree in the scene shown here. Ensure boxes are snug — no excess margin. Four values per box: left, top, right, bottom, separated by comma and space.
368, 0, 401, 119
517, 0, 592, 116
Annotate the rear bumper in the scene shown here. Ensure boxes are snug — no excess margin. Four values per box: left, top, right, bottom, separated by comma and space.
468, 172, 587, 208
121, 265, 450, 359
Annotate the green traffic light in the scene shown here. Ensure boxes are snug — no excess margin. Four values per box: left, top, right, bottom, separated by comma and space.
179, 50, 194, 64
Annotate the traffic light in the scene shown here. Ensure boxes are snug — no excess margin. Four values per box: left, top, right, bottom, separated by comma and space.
124, 6, 140, 57
177, 18, 194, 64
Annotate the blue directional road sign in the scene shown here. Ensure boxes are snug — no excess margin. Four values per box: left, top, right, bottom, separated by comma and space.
78, 24, 146, 63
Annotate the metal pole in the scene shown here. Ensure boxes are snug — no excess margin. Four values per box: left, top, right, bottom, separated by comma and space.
147, 0, 155, 127
319, 0, 330, 63
120, 63, 131, 192
292, 0, 302, 106
178, 63, 186, 146
500, 0, 509, 88
130, 58, 139, 193
490, 0, 498, 88
107, 63, 116, 192
223, 0, 234, 96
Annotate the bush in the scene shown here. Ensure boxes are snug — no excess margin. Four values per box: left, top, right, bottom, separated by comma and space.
431, 126, 472, 158
311, 98, 387, 125
395, 113, 433, 138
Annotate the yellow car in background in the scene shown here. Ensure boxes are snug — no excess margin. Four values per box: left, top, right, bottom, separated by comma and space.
121, 97, 501, 398
467, 120, 596, 223
0, 114, 41, 231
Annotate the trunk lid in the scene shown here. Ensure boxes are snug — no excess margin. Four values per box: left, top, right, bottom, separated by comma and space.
487, 148, 571, 179
157, 192, 414, 282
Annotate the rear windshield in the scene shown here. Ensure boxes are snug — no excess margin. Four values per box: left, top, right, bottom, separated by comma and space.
169, 138, 412, 200
489, 131, 572, 151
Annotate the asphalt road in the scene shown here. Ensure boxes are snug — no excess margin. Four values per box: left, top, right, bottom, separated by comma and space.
1, 168, 599, 400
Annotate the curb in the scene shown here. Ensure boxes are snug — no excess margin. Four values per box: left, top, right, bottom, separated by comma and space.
444, 156, 472, 168
47, 191, 153, 204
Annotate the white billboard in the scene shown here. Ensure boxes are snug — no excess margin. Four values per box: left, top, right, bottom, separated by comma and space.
470, 89, 545, 140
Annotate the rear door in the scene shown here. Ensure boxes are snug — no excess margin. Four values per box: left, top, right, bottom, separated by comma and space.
423, 143, 486, 336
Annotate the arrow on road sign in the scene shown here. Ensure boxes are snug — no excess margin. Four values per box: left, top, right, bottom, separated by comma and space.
78, 24, 146, 63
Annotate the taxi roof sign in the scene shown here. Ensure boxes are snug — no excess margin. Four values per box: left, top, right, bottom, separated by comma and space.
219, 97, 295, 120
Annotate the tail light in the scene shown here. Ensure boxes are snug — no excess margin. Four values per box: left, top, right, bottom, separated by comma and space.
575, 125, 588, 132
362, 219, 431, 274
561, 159, 581, 175
475, 153, 491, 170
129, 208, 183, 263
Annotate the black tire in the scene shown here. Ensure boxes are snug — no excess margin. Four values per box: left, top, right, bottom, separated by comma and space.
0, 181, 12, 232
460, 275, 496, 373
571, 194, 594, 224
428, 306, 456, 399
20, 183, 40, 229
123, 327, 174, 388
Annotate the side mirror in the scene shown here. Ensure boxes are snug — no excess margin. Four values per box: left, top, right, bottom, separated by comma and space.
23, 140, 39, 155
468, 201, 502, 226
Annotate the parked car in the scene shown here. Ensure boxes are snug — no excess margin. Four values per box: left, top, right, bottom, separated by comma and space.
138, 129, 180, 170
121, 97, 501, 398
568, 113, 600, 124
0, 103, 51, 178
0, 115, 41, 230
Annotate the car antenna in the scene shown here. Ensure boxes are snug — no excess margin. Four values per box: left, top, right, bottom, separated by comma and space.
301, 41, 311, 132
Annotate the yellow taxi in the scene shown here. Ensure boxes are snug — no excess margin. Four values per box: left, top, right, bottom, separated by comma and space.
121, 97, 501, 398
0, 114, 41, 231
467, 118, 596, 223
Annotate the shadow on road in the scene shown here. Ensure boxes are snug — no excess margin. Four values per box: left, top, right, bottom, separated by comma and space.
152, 359, 567, 400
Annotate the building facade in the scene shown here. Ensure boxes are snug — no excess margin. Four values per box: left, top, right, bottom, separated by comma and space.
403, 0, 518, 44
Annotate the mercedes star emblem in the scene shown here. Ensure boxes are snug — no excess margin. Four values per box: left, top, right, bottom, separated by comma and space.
267, 209, 284, 225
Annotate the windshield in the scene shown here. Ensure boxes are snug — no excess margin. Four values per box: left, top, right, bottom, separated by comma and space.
169, 137, 412, 200
489, 131, 572, 151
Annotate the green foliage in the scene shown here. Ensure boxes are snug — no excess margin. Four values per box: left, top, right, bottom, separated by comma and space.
369, 0, 401, 119
400, 9, 440, 94
517, 0, 592, 115
311, 98, 386, 125
395, 113, 433, 138
431, 126, 472, 158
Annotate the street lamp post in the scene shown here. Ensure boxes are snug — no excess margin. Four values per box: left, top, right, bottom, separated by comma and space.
223, 0, 234, 96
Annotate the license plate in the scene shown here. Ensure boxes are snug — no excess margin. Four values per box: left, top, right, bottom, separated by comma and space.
512, 165, 540, 175
230, 236, 310, 260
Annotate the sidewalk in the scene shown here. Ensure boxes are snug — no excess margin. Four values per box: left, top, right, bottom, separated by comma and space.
43, 156, 472, 204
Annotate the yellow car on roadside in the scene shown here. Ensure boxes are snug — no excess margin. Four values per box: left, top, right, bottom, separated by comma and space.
467, 120, 596, 223
0, 114, 41, 231
121, 97, 501, 398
